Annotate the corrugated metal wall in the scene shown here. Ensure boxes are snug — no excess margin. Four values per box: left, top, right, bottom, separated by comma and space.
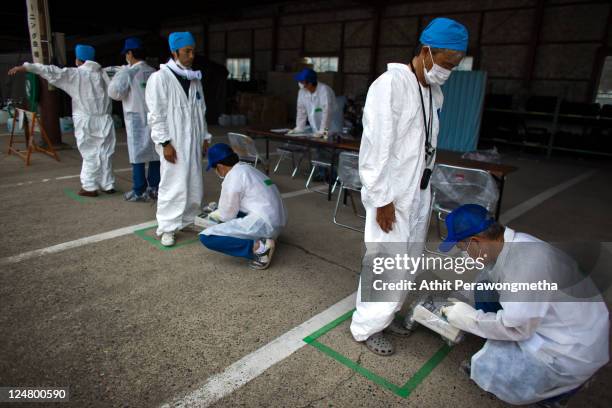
437, 71, 487, 152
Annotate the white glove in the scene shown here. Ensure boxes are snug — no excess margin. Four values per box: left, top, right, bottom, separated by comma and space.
441, 301, 478, 332
208, 210, 223, 223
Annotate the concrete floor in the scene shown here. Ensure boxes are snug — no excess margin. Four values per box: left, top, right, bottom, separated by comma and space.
0, 126, 610, 407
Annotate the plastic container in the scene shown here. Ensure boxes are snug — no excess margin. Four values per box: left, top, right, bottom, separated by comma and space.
59, 116, 74, 133
218, 114, 230, 126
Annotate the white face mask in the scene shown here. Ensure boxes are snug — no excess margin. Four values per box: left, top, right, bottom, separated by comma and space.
423, 47, 451, 86
298, 82, 305, 89
465, 238, 485, 260
214, 168, 224, 180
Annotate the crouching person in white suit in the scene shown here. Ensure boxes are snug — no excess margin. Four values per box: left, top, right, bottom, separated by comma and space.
200, 144, 287, 270
439, 204, 610, 407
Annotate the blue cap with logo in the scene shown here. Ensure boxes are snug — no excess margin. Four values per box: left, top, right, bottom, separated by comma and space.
439, 204, 494, 252
294, 68, 317, 83
207, 143, 235, 171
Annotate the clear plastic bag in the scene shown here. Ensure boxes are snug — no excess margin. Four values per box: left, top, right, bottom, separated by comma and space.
404, 295, 464, 344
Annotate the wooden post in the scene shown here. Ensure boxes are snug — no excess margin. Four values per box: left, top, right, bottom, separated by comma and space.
25, 0, 62, 146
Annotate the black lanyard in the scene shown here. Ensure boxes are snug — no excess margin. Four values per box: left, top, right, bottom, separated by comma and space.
409, 61, 434, 158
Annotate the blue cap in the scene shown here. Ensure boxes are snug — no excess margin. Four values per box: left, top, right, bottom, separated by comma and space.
439, 204, 494, 252
207, 143, 235, 171
169, 32, 196, 52
121, 37, 143, 54
294, 68, 317, 83
75, 44, 95, 62
420, 17, 469, 52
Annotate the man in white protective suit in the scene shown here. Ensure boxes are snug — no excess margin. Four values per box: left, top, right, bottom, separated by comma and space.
288, 68, 341, 138
145, 32, 211, 247
439, 204, 609, 407
108, 37, 159, 202
199, 143, 287, 270
9, 44, 116, 197
349, 17, 468, 356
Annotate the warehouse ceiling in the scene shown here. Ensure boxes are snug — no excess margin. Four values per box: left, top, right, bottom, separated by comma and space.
0, 0, 423, 53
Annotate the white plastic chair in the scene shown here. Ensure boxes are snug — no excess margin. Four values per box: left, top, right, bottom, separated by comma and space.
227, 132, 267, 170
425, 163, 499, 253
333, 151, 364, 232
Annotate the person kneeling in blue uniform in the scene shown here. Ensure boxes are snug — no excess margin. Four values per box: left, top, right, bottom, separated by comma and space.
200, 144, 288, 270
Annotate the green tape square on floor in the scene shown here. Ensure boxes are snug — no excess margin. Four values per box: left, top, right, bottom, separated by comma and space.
133, 225, 201, 251
303, 309, 452, 398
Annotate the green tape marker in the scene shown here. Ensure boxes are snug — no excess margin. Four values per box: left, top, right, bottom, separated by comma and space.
133, 225, 200, 251
303, 308, 453, 398
310, 340, 404, 396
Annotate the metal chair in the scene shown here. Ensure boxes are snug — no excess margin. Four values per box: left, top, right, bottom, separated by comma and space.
274, 143, 309, 178
305, 156, 339, 195
227, 132, 267, 170
333, 151, 365, 232
425, 163, 499, 253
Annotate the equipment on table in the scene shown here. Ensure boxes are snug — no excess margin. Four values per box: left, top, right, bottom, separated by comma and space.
405, 296, 464, 345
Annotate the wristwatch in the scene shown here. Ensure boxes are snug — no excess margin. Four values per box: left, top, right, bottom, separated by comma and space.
160, 140, 171, 147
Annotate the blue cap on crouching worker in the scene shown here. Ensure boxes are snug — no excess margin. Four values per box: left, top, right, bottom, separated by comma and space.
121, 37, 143, 54
207, 143, 235, 171
294, 68, 317, 83
420, 17, 469, 52
439, 204, 494, 252
75, 44, 95, 62
168, 32, 196, 52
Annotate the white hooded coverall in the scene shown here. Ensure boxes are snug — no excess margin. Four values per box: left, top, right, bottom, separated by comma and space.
24, 61, 116, 191
296, 82, 342, 134
107, 61, 158, 164
446, 228, 610, 405
145, 63, 211, 235
350, 63, 444, 341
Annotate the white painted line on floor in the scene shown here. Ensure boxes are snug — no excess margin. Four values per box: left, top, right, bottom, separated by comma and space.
500, 169, 596, 225
0, 167, 132, 188
159, 293, 356, 408
0, 183, 328, 266
0, 220, 158, 266
281, 184, 328, 198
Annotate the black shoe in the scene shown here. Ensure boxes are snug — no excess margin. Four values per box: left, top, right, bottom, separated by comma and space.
78, 188, 98, 197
